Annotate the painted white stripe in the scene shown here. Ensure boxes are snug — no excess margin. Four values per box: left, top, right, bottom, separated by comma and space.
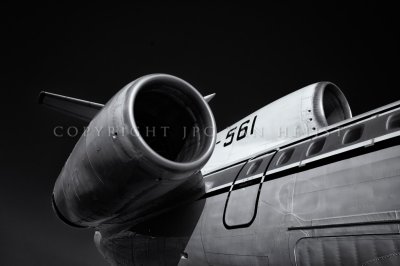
234, 174, 263, 185
300, 140, 373, 166
204, 130, 400, 193
265, 162, 300, 175
206, 182, 232, 193
374, 131, 400, 142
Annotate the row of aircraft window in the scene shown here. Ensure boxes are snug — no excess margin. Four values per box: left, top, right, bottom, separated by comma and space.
273, 110, 400, 169
205, 109, 400, 192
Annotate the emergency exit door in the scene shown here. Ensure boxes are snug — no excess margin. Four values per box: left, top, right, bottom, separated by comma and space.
223, 151, 276, 228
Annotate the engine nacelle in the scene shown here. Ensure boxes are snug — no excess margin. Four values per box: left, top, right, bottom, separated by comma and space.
52, 74, 216, 227
203, 82, 352, 173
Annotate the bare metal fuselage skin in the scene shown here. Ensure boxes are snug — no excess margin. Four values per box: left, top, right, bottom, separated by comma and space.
97, 102, 400, 266
39, 75, 400, 265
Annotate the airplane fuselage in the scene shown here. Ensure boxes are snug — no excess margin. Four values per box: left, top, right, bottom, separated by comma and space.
97, 100, 400, 266
39, 75, 400, 265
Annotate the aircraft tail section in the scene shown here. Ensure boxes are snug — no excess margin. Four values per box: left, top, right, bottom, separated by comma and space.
38, 91, 104, 122
38, 90, 215, 123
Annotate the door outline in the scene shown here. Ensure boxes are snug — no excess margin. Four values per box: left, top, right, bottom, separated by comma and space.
223, 151, 278, 229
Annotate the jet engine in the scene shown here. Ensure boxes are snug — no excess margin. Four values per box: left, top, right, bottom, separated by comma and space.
52, 74, 216, 227
202, 82, 353, 172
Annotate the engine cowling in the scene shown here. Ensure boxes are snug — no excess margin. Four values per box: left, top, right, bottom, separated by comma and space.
203, 82, 352, 173
52, 74, 216, 227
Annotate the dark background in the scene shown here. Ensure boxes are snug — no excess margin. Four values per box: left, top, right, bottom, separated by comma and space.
1, 2, 399, 265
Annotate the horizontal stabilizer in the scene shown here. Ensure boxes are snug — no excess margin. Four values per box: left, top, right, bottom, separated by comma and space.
204, 93, 216, 103
38, 91, 214, 122
38, 91, 104, 122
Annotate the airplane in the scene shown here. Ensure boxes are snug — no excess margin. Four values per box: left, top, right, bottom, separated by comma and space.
39, 74, 400, 266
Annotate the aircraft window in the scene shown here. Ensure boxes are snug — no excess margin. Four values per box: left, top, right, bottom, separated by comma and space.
342, 125, 364, 145
246, 159, 262, 176
276, 148, 295, 166
306, 137, 326, 157
204, 162, 246, 192
387, 113, 400, 130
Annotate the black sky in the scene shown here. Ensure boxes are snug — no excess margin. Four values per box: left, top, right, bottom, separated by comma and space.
1, 2, 399, 265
